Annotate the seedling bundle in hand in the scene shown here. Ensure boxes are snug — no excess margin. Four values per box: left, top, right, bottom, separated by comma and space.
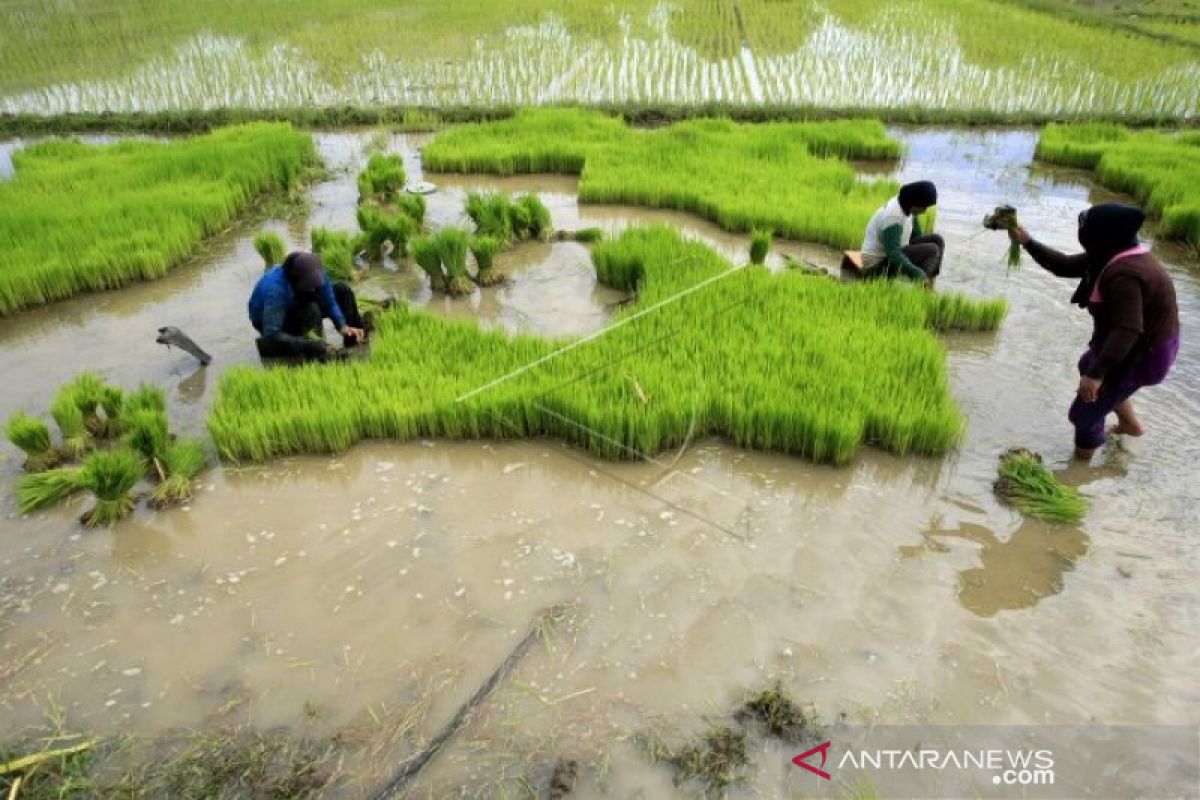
983, 204, 1021, 271
5, 374, 208, 528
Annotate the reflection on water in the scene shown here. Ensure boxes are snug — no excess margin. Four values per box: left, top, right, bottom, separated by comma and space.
901, 521, 1090, 618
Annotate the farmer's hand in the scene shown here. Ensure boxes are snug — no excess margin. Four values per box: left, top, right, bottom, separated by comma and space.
340, 326, 365, 343
1008, 226, 1031, 246
1077, 376, 1102, 403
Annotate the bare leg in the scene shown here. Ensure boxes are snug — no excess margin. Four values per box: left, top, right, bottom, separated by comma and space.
1110, 398, 1145, 436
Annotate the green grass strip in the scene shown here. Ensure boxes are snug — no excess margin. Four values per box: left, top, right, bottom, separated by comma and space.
210, 226, 1006, 465
0, 123, 315, 315
423, 109, 901, 250
1037, 123, 1200, 249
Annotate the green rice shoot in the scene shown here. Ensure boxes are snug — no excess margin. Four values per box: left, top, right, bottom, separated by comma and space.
50, 389, 93, 459
993, 448, 1087, 523
357, 153, 405, 204
17, 467, 85, 514
749, 228, 772, 265
79, 448, 143, 527
5, 411, 59, 472
470, 236, 504, 286
310, 227, 356, 282
254, 231, 286, 267
150, 438, 207, 508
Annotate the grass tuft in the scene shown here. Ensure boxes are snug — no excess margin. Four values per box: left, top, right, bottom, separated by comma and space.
993, 448, 1087, 523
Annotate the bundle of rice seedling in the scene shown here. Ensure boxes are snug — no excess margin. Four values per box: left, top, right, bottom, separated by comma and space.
17, 467, 84, 514
97, 385, 126, 438
356, 206, 416, 263
311, 227, 356, 282
50, 390, 93, 459
465, 192, 515, 244
66, 372, 107, 435
126, 409, 170, 476
395, 193, 426, 225
469, 236, 504, 286
150, 439, 207, 508
124, 383, 166, 416
749, 228, 772, 265
79, 449, 143, 527
516, 194, 552, 239
993, 448, 1087, 523
254, 231, 286, 267
357, 153, 406, 203
5, 412, 61, 472
982, 205, 1021, 271
411, 235, 446, 292
436, 228, 474, 295
572, 227, 605, 244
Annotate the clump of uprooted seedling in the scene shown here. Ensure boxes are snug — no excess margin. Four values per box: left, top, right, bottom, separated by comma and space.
7, 375, 208, 526
469, 236, 504, 286
642, 724, 749, 793
310, 227, 358, 283
466, 191, 552, 244
736, 684, 822, 743
994, 447, 1087, 523
749, 228, 772, 265
352, 152, 426, 268
412, 227, 475, 295
253, 230, 286, 267
357, 153, 406, 204
982, 204, 1021, 271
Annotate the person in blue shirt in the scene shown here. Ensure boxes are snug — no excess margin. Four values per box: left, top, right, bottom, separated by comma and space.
248, 251, 366, 360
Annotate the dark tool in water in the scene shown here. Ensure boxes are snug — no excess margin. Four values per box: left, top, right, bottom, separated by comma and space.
369, 605, 570, 800
156, 327, 212, 365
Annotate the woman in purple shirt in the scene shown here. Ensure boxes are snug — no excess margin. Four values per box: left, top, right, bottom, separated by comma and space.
1010, 204, 1180, 460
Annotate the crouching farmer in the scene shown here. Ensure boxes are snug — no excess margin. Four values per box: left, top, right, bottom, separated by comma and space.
249, 252, 365, 361
860, 180, 944, 287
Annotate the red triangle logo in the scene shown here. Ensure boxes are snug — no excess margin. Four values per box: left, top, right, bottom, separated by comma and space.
793, 740, 832, 780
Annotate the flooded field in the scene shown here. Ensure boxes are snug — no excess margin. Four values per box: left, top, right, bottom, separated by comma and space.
1, 129, 1197, 796
2, 2, 1199, 119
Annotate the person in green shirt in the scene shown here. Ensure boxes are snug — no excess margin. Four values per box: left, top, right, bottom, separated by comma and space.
860, 181, 943, 287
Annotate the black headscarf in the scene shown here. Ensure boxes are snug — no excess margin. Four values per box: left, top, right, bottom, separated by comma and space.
1071, 203, 1146, 307
282, 251, 326, 293
898, 181, 938, 214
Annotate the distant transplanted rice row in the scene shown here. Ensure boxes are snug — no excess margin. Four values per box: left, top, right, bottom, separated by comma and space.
1036, 123, 1200, 248
423, 109, 899, 250
0, 0, 1197, 119
210, 227, 1007, 465
0, 123, 315, 314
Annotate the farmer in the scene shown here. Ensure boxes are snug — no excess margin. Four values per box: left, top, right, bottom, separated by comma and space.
248, 251, 366, 360
1008, 203, 1179, 460
860, 180, 944, 286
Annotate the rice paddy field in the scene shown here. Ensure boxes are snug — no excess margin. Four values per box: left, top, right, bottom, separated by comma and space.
1, 0, 1200, 120
1, 2, 1200, 797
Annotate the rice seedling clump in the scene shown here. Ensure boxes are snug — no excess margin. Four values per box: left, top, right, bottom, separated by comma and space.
4, 412, 59, 472
17, 467, 85, 514
254, 231, 286, 267
356, 206, 417, 263
357, 153, 406, 204
210, 226, 1006, 465
749, 228, 772, 265
150, 439, 207, 508
310, 227, 357, 282
993, 447, 1087, 523
736, 685, 821, 744
78, 449, 143, 527
1037, 124, 1200, 249
469, 236, 504, 286
0, 123, 315, 315
426, 110, 900, 250
50, 389, 92, 459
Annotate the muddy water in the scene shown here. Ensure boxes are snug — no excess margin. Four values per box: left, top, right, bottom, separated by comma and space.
0, 130, 1197, 797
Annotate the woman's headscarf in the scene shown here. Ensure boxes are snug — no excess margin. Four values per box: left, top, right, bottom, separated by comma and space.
282, 251, 326, 293
898, 181, 938, 214
1071, 203, 1146, 307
